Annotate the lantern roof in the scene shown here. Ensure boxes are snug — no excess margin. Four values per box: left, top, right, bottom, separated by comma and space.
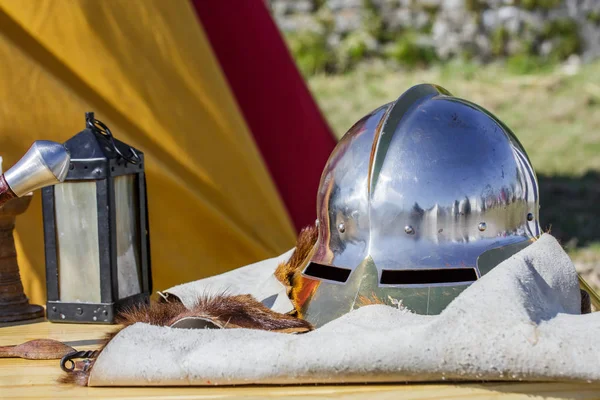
64, 128, 142, 162
64, 124, 144, 180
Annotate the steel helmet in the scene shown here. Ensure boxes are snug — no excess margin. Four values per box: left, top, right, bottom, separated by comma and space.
295, 84, 541, 327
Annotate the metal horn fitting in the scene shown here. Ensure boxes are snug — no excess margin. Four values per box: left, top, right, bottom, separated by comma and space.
4, 141, 70, 197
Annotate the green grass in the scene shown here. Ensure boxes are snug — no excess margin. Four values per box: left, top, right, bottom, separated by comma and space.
307, 60, 600, 289
308, 60, 600, 176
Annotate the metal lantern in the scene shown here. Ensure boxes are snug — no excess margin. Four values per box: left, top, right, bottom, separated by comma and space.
43, 112, 151, 323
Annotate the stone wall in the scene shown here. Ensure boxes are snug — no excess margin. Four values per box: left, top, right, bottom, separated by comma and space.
268, 0, 600, 74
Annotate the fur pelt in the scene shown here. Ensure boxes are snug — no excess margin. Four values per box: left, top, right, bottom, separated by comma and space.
118, 293, 313, 332
60, 293, 313, 386
274, 225, 318, 291
274, 224, 319, 315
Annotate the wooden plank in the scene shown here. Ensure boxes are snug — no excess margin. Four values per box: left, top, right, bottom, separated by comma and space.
0, 318, 118, 346
1, 320, 600, 399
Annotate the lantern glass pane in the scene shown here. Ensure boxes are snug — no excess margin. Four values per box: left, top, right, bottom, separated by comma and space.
55, 181, 101, 303
115, 175, 141, 299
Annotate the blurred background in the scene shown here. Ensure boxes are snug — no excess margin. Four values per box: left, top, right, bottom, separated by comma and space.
268, 0, 600, 289
0, 1, 597, 307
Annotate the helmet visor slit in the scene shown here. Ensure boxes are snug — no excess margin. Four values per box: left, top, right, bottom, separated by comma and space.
380, 268, 478, 286
303, 262, 352, 283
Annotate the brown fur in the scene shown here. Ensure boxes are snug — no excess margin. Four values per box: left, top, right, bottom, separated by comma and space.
171, 294, 313, 332
274, 225, 318, 292
58, 369, 90, 386
116, 300, 188, 327
289, 227, 319, 315
116, 293, 313, 332
274, 225, 319, 315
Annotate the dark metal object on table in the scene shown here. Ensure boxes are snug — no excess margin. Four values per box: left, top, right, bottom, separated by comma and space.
0, 141, 70, 322
43, 112, 151, 324
60, 349, 98, 372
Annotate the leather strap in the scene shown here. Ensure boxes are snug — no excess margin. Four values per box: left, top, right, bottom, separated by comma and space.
0, 175, 17, 207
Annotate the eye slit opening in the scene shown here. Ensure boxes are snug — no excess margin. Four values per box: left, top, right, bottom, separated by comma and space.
380, 268, 478, 285
303, 262, 352, 283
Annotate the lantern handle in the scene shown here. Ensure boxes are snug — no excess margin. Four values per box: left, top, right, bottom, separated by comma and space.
85, 113, 141, 165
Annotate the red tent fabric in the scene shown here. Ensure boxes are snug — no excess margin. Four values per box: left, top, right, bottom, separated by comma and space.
192, 0, 337, 232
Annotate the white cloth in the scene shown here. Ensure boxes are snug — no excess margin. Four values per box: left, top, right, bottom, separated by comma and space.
89, 234, 600, 386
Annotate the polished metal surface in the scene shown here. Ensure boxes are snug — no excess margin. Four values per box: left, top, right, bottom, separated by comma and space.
5, 141, 70, 197
297, 84, 541, 327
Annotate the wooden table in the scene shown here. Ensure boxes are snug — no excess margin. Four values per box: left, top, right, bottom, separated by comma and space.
1, 319, 600, 399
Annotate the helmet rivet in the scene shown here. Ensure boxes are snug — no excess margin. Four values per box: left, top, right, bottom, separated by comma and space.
404, 225, 415, 235
526, 213, 534, 221
338, 223, 346, 233
478, 222, 487, 232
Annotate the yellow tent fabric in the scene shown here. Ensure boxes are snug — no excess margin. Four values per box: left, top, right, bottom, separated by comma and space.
0, 0, 296, 305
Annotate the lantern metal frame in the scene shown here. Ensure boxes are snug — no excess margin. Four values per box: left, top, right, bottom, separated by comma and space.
42, 118, 151, 323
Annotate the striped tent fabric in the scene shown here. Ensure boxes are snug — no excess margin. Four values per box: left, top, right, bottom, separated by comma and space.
0, 0, 336, 304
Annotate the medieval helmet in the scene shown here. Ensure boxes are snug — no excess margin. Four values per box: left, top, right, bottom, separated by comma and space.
295, 84, 541, 327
